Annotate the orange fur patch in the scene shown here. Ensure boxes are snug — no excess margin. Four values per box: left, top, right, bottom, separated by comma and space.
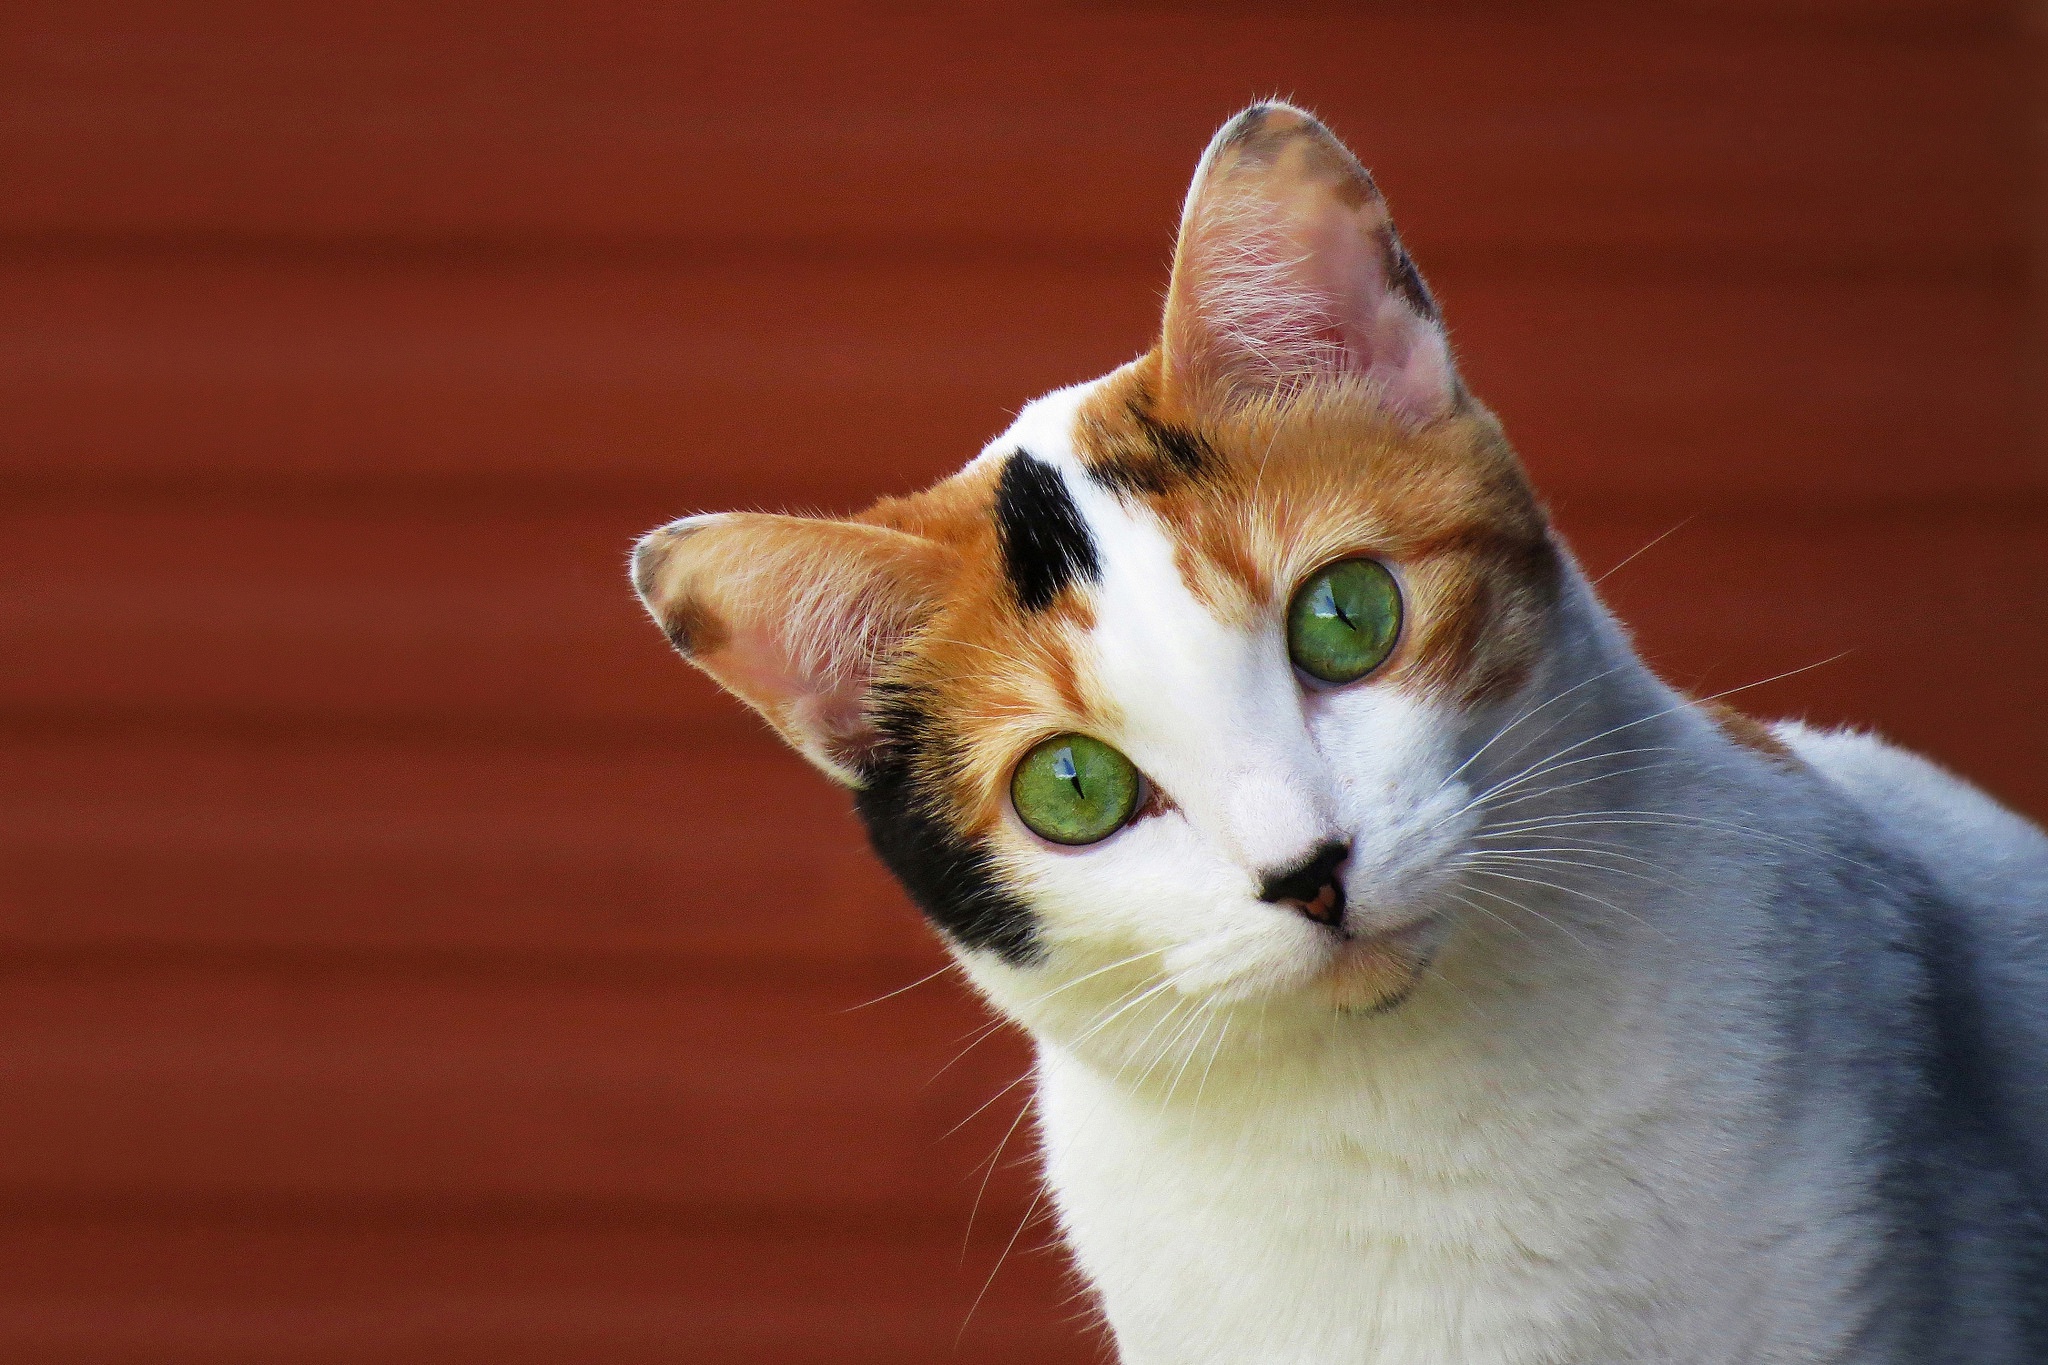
1699, 700, 1800, 768
851, 461, 1118, 835
1075, 354, 1558, 703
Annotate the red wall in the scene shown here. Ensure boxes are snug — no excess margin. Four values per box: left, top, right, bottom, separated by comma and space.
4, 4, 2043, 1361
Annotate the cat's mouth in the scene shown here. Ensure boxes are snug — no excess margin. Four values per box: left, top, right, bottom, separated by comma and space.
1318, 915, 1442, 1013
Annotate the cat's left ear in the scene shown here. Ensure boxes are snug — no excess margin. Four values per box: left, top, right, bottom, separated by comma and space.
1160, 103, 1460, 423
631, 513, 955, 786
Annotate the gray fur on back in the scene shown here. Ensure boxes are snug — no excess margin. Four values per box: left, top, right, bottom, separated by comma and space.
1777, 724, 2048, 1357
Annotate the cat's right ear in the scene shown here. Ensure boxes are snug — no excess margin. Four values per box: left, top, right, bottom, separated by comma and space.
1160, 103, 1459, 423
631, 514, 955, 787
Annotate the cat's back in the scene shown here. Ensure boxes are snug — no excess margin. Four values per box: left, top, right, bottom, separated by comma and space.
1778, 722, 2048, 912
1776, 722, 2048, 1203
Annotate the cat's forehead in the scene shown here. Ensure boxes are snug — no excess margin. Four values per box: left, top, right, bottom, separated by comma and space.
952, 357, 1549, 637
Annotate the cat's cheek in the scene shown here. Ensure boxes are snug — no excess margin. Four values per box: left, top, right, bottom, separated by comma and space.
1339, 776, 1482, 923
1160, 917, 1333, 1004
1311, 688, 1482, 916
991, 811, 1218, 942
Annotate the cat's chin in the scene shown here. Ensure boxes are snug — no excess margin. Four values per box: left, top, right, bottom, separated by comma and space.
1315, 916, 1444, 1014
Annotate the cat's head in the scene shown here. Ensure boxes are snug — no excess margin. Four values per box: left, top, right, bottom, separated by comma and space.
633, 105, 1566, 1041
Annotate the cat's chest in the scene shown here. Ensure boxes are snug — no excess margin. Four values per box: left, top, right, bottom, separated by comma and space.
1033, 1048, 1755, 1365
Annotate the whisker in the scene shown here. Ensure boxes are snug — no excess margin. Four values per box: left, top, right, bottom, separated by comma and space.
1462, 865, 1649, 927
1114, 993, 1199, 1094
1010, 948, 1164, 1013
941, 1064, 1041, 1143
841, 961, 956, 1012
961, 1088, 1037, 1264
1065, 975, 1186, 1058
1248, 420, 1286, 512
1439, 887, 1545, 952
1158, 1007, 1218, 1110
925, 1015, 1013, 1087
926, 948, 1163, 1085
1457, 850, 1672, 888
1188, 1014, 1232, 1126
1461, 746, 1690, 820
1437, 665, 1627, 797
1458, 652, 1851, 830
919, 635, 1025, 663
1472, 810, 1879, 871
1590, 516, 1693, 586
1460, 839, 1680, 876
1452, 877, 1599, 954
1475, 757, 1694, 820
958, 1184, 1049, 1344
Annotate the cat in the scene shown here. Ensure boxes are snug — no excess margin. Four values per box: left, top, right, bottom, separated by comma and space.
628, 104, 2048, 1363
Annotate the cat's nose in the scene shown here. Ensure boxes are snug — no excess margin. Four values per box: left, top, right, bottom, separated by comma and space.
1258, 839, 1351, 928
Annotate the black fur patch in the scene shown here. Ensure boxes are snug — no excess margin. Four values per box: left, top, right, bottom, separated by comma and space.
1380, 227, 1440, 322
1216, 102, 1279, 153
995, 451, 1099, 612
1144, 417, 1216, 481
853, 689, 1038, 962
1085, 393, 1219, 497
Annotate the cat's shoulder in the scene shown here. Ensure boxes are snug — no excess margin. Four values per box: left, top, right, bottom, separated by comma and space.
1772, 721, 2048, 902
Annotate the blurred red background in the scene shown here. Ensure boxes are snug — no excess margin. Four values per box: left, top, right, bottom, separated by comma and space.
3, 4, 2044, 1362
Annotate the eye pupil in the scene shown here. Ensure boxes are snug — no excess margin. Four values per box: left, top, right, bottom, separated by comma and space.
1311, 581, 1354, 630
1012, 734, 1141, 846
1287, 558, 1401, 684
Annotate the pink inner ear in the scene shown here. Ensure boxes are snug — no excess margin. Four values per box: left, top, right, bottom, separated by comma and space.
1182, 189, 1455, 423
639, 512, 950, 787
1331, 235, 1457, 424
717, 620, 876, 763
1165, 114, 1458, 423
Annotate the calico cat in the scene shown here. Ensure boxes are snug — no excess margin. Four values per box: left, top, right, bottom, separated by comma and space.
629, 104, 2048, 1362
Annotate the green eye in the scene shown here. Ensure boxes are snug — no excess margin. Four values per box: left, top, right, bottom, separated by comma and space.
1286, 558, 1402, 684
1010, 733, 1141, 846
